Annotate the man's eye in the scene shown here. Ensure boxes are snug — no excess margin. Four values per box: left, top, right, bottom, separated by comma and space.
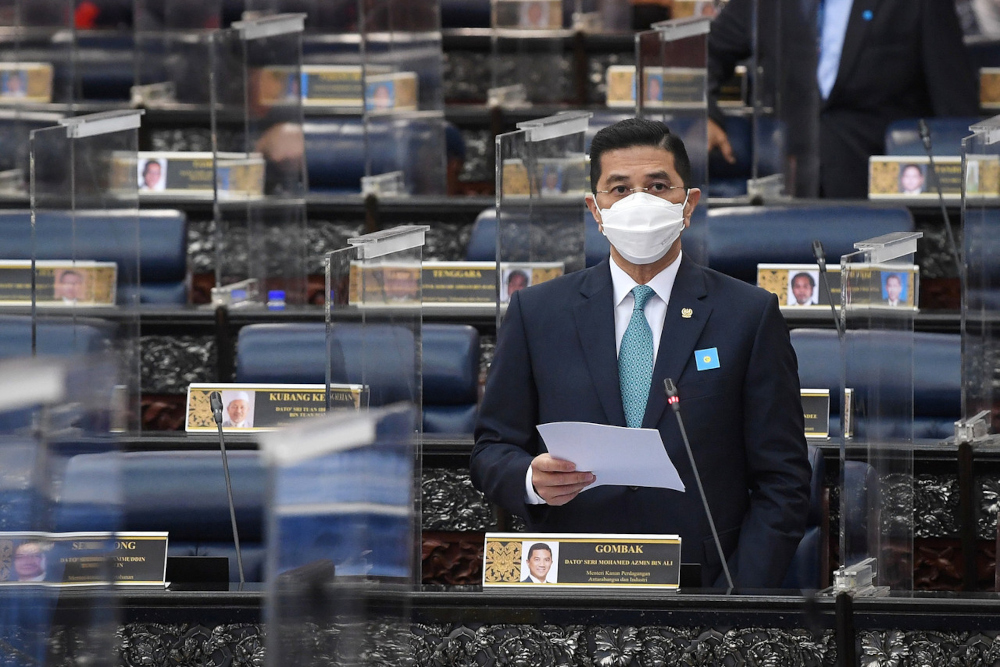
611, 185, 629, 195
649, 182, 670, 192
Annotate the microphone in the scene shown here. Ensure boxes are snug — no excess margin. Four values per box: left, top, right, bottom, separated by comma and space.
663, 378, 734, 590
917, 119, 962, 280
210, 391, 245, 585
812, 240, 845, 341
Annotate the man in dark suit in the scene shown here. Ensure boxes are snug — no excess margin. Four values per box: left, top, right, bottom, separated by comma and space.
707, 0, 978, 198
471, 118, 812, 588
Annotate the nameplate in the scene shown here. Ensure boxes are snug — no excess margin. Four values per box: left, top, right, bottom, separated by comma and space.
869, 155, 1000, 200
670, 0, 719, 18
981, 68, 1000, 110
365, 72, 419, 114
607, 65, 743, 109
185, 383, 363, 433
257, 65, 393, 108
113, 152, 265, 198
500, 156, 590, 197
0, 260, 116, 306
482, 533, 681, 589
757, 263, 918, 311
494, 0, 563, 30
348, 261, 564, 306
639, 67, 707, 109
0, 532, 168, 587
0, 63, 53, 103
801, 389, 830, 439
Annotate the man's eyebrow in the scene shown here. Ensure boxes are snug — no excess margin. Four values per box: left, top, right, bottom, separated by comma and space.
603, 173, 630, 184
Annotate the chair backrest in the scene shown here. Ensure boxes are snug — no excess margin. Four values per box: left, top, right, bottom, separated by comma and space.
884, 117, 981, 156
466, 207, 610, 268
704, 205, 914, 283
0, 209, 187, 304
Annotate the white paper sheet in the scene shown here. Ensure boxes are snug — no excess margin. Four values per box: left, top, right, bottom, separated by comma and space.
535, 421, 685, 492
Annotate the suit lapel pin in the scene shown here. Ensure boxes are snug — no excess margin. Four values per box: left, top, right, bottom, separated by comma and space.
681, 308, 693, 319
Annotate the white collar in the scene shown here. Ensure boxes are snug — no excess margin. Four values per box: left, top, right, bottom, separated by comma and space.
609, 251, 683, 309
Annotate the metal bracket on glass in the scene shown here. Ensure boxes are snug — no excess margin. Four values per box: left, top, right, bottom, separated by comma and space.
832, 558, 887, 597
130, 82, 177, 108
853, 231, 923, 264
348, 225, 430, 260
572, 12, 602, 32
651, 16, 710, 40
517, 110, 593, 143
361, 171, 406, 198
487, 84, 528, 109
210, 279, 261, 308
955, 410, 991, 445
747, 173, 786, 199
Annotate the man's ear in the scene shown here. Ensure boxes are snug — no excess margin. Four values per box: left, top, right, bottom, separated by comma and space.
585, 193, 603, 231
683, 188, 702, 227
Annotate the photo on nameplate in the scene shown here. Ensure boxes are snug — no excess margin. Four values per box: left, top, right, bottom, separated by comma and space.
880, 270, 910, 308
520, 540, 558, 583
0, 63, 53, 103
493, 0, 561, 29
868, 155, 990, 200
185, 383, 363, 432
0, 261, 116, 306
138, 157, 167, 192
786, 269, 819, 307
501, 267, 532, 303
757, 264, 839, 310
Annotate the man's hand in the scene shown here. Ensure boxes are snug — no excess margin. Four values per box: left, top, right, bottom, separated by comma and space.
708, 118, 736, 164
531, 454, 595, 506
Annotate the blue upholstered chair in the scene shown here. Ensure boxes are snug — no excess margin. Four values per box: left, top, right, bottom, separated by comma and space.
236, 323, 480, 434
790, 329, 961, 441
884, 117, 981, 157
465, 208, 611, 268
0, 209, 188, 304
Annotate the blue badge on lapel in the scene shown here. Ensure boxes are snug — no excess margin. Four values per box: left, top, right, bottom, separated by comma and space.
695, 348, 720, 371
862, 9, 873, 20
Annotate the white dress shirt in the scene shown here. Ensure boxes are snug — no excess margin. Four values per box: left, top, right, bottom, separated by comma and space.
524, 253, 683, 504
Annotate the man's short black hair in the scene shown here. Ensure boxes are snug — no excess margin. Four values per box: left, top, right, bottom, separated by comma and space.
885, 273, 902, 285
142, 160, 161, 176
792, 272, 815, 288
589, 118, 692, 193
59, 269, 82, 282
526, 542, 552, 559
507, 269, 529, 285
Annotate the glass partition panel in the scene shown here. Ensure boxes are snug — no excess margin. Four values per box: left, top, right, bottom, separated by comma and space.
133, 0, 222, 106
750, 0, 820, 198
30, 110, 143, 433
636, 18, 708, 254
496, 111, 590, 329
490, 0, 570, 105
0, 356, 122, 666
212, 15, 309, 305
325, 224, 426, 584
360, 0, 446, 194
0, 0, 74, 105
263, 405, 417, 666
839, 232, 922, 591
962, 118, 1000, 433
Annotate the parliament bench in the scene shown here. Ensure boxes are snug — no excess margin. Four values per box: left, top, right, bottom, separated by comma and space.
235, 322, 480, 435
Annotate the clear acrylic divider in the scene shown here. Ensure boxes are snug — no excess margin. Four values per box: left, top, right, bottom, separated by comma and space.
262, 404, 418, 666
490, 0, 571, 106
360, 0, 446, 194
749, 0, 820, 198
496, 111, 590, 329
838, 231, 922, 592
244, 0, 359, 32
0, 355, 123, 666
961, 117, 1000, 439
211, 15, 309, 306
325, 224, 426, 586
133, 0, 222, 106
30, 109, 143, 433
636, 17, 708, 262
0, 0, 75, 106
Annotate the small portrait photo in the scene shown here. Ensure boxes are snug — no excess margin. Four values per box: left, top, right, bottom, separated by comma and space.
221, 390, 255, 428
138, 158, 167, 192
367, 80, 395, 111
284, 71, 301, 102
53, 268, 90, 303
540, 164, 564, 196
787, 270, 819, 306
501, 267, 532, 303
898, 163, 926, 196
520, 541, 558, 583
966, 158, 981, 195
519, 0, 551, 28
6, 539, 48, 583
881, 271, 909, 307
1, 70, 27, 98
645, 72, 663, 104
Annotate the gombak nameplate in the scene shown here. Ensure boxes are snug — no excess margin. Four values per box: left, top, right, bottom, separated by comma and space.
483, 533, 681, 589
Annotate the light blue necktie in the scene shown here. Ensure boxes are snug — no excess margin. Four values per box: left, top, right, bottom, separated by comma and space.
619, 285, 655, 428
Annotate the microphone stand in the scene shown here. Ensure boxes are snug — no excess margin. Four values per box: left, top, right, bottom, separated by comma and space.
918, 118, 963, 280
812, 240, 845, 341
210, 391, 245, 586
663, 378, 734, 590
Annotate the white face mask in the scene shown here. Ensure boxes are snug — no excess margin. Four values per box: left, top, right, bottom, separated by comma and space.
597, 191, 689, 265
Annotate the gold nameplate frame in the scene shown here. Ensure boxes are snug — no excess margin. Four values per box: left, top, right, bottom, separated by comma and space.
185, 383, 364, 433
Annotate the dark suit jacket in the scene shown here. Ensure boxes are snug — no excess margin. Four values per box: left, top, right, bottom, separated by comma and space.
471, 257, 811, 588
708, 0, 978, 198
